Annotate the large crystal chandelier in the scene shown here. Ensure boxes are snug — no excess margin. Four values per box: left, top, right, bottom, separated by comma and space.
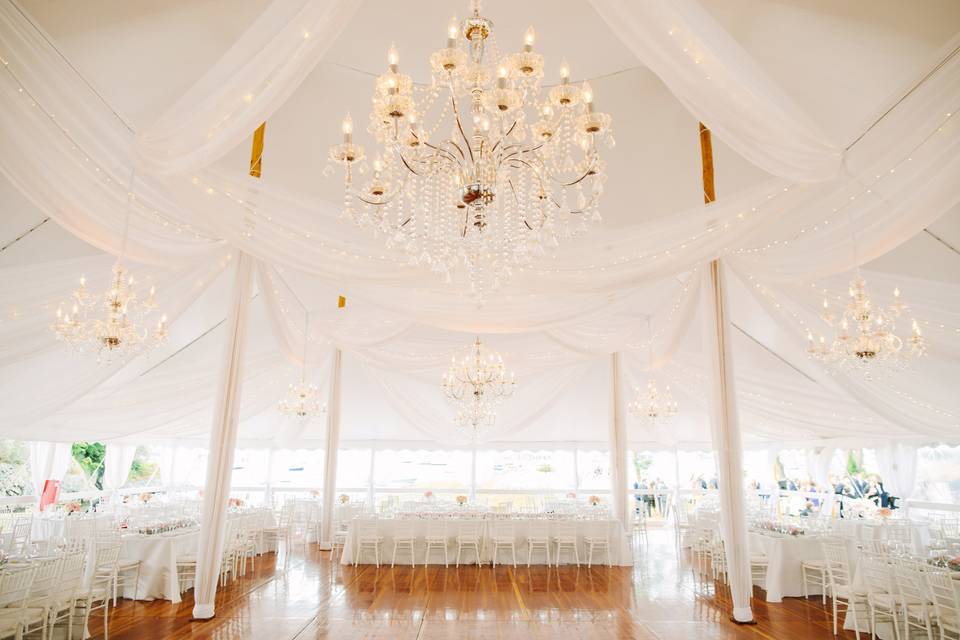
442, 337, 516, 436
327, 0, 613, 296
628, 317, 678, 424
278, 311, 325, 420
806, 274, 926, 378
51, 178, 167, 362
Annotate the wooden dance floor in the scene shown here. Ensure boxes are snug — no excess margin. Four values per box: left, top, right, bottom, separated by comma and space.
94, 530, 858, 639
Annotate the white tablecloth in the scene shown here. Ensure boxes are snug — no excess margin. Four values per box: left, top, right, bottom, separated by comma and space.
748, 531, 830, 603
342, 517, 633, 566
119, 529, 199, 603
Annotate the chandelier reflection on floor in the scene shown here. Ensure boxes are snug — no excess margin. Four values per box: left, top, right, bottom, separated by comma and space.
806, 273, 926, 378
278, 311, 325, 420
442, 337, 516, 436
327, 0, 613, 296
51, 177, 167, 362
628, 317, 678, 425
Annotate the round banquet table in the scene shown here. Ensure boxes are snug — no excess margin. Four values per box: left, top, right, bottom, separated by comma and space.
118, 529, 199, 603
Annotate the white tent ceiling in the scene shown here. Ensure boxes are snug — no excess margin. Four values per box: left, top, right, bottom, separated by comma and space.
1, 0, 959, 450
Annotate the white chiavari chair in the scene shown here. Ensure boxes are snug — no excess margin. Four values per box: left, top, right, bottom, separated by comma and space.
553, 521, 579, 567
424, 520, 449, 567
455, 520, 482, 567
860, 551, 901, 640
391, 519, 416, 568
489, 521, 516, 568
893, 559, 934, 640
354, 520, 384, 567
584, 520, 611, 568
47, 551, 85, 639
0, 565, 37, 640
822, 539, 864, 637
927, 569, 960, 640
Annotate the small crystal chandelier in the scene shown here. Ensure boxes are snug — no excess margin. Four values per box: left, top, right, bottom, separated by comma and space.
51, 175, 167, 362
806, 274, 926, 378
628, 317, 678, 424
278, 311, 325, 420
442, 337, 516, 436
327, 0, 613, 296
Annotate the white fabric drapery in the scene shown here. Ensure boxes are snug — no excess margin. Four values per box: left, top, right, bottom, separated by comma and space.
193, 252, 255, 619
102, 444, 138, 491
319, 348, 342, 549
805, 447, 835, 489
134, 0, 358, 174
589, 0, 841, 182
876, 444, 919, 500
28, 441, 71, 498
702, 260, 753, 623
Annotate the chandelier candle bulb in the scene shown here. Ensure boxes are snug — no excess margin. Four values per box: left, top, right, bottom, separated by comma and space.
560, 60, 570, 84
387, 43, 399, 71
523, 26, 535, 51
447, 17, 458, 47
341, 113, 353, 143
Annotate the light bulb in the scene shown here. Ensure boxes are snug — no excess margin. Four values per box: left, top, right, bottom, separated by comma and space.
447, 16, 458, 41
893, 287, 900, 298
524, 26, 536, 48
497, 65, 508, 79
559, 60, 570, 82
387, 43, 399, 67
373, 156, 383, 173
79, 276, 86, 287
341, 113, 353, 135
581, 81, 594, 104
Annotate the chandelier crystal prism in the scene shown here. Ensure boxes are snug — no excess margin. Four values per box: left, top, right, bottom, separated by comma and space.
442, 337, 516, 436
51, 177, 168, 362
806, 274, 927, 378
327, 0, 613, 296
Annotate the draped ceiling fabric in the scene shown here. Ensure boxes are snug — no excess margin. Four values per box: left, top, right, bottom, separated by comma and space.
0, 0, 958, 453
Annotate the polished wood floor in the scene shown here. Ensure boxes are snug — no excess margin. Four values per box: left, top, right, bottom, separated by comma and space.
90, 530, 861, 639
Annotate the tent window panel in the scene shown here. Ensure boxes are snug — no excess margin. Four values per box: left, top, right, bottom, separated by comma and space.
336, 449, 371, 490
915, 445, 960, 504
475, 450, 575, 491
577, 450, 611, 491
372, 450, 471, 490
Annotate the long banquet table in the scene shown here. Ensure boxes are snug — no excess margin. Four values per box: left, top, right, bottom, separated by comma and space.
342, 515, 633, 566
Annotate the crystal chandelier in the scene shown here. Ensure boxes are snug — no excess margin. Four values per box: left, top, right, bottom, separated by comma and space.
327, 0, 613, 296
628, 379, 679, 425
806, 274, 926, 378
442, 337, 516, 435
51, 178, 167, 362
628, 317, 678, 424
278, 311, 325, 420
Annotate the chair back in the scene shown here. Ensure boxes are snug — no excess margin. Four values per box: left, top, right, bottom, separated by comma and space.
9, 516, 31, 552
491, 521, 514, 539
94, 541, 122, 571
893, 562, 928, 613
0, 566, 36, 608
425, 520, 447, 539
860, 551, 894, 594
393, 519, 415, 539
28, 555, 63, 602
458, 520, 481, 538
357, 520, 379, 540
55, 552, 86, 604
528, 520, 549, 540
822, 540, 853, 589
554, 521, 577, 538
928, 569, 960, 631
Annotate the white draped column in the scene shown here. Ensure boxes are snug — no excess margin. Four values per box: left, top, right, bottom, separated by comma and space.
192, 251, 254, 620
319, 348, 343, 550
701, 259, 754, 623
608, 353, 629, 527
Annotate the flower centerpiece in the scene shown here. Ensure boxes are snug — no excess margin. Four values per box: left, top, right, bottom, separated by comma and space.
423, 490, 434, 500
877, 507, 893, 519
455, 495, 468, 506
310, 488, 321, 499
588, 495, 601, 506
339, 494, 350, 504
64, 501, 82, 514
139, 492, 152, 503
227, 497, 245, 509
566, 492, 577, 500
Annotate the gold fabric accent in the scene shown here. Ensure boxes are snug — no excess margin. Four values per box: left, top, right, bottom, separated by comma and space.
249, 122, 266, 178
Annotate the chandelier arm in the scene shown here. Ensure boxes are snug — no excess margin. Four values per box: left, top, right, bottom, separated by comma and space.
489, 119, 519, 154
450, 98, 475, 165
351, 166, 414, 207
